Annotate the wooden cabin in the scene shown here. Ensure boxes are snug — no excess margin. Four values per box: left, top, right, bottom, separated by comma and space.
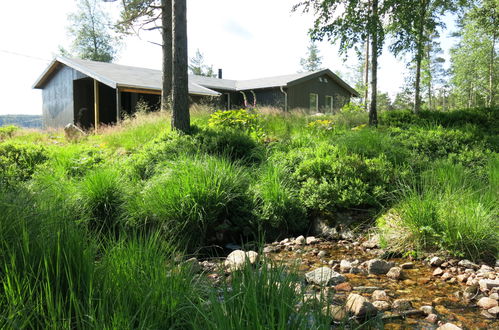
33, 56, 359, 129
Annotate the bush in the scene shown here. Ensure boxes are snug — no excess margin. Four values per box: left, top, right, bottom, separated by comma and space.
0, 125, 19, 140
285, 145, 396, 213
129, 156, 254, 250
0, 142, 48, 186
208, 109, 261, 135
252, 165, 307, 237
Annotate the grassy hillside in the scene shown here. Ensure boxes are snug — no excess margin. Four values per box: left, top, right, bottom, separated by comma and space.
0, 107, 497, 328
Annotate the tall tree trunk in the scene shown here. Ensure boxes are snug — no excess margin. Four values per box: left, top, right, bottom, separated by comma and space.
364, 36, 370, 111
413, 1, 427, 114
161, 0, 172, 111
171, 0, 190, 132
489, 32, 496, 107
369, 0, 378, 126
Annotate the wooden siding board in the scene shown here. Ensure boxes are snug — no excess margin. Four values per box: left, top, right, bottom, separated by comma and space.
287, 74, 351, 112
42, 66, 75, 128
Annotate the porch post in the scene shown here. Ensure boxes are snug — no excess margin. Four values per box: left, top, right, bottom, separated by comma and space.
94, 79, 100, 130
116, 88, 121, 123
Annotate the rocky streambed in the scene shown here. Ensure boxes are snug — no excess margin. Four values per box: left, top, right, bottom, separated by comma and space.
263, 235, 499, 329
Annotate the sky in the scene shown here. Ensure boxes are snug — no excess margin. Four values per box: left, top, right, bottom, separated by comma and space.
0, 0, 457, 115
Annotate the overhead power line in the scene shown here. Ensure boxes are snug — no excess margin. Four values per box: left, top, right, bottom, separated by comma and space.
0, 49, 51, 62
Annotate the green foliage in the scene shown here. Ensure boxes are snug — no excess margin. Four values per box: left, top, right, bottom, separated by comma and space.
208, 109, 261, 135
129, 156, 254, 250
189, 49, 216, 77
0, 142, 48, 186
341, 102, 364, 114
378, 160, 498, 261
252, 165, 307, 237
300, 41, 323, 72
65, 0, 119, 62
0, 125, 19, 140
307, 119, 335, 131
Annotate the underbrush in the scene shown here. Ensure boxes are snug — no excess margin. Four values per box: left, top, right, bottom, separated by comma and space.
377, 159, 499, 261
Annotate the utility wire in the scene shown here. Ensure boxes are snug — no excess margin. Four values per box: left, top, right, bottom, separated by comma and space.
0, 49, 51, 62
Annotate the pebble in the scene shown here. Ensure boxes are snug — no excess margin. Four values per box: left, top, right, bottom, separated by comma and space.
433, 267, 444, 276
340, 260, 352, 273
489, 292, 499, 300
458, 259, 479, 270
294, 235, 305, 245
387, 267, 403, 280
335, 282, 353, 292
479, 279, 499, 291
487, 306, 499, 317
401, 262, 414, 269
372, 290, 389, 302
420, 305, 436, 315
430, 256, 444, 267
317, 250, 327, 258
477, 297, 498, 309
306, 236, 318, 245
345, 293, 377, 317
392, 299, 413, 311
373, 300, 391, 311
426, 313, 439, 323
437, 322, 462, 329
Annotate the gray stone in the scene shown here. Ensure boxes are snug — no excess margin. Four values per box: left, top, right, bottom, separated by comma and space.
317, 250, 327, 258
306, 236, 318, 245
489, 293, 499, 300
437, 323, 462, 330
372, 290, 389, 302
429, 256, 444, 267
420, 305, 436, 315
294, 235, 305, 245
367, 259, 393, 275
477, 297, 498, 309
305, 267, 346, 286
401, 262, 414, 269
488, 306, 499, 317
426, 313, 438, 323
433, 267, 444, 276
323, 305, 347, 321
225, 250, 258, 271
340, 260, 352, 273
458, 259, 479, 270
373, 300, 391, 311
345, 293, 377, 317
386, 267, 403, 280
392, 299, 413, 311
479, 279, 499, 291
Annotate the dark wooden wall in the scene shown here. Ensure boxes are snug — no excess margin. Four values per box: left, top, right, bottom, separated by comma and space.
287, 74, 352, 112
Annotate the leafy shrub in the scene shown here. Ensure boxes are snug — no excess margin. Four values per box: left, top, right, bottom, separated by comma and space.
252, 165, 307, 237
129, 156, 254, 250
341, 102, 364, 114
79, 168, 127, 235
196, 128, 264, 164
0, 125, 19, 140
208, 109, 261, 135
0, 142, 48, 186
307, 119, 335, 131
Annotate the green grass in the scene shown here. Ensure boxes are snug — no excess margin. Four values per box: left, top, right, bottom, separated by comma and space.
0, 107, 497, 327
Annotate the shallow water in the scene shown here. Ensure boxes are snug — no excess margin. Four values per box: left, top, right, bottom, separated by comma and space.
269, 241, 499, 329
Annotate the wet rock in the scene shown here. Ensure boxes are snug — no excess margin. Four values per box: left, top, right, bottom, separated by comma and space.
401, 262, 414, 269
354, 286, 382, 293
458, 259, 479, 270
263, 246, 278, 254
367, 259, 393, 275
488, 306, 499, 317
306, 236, 318, 245
294, 235, 305, 245
477, 297, 498, 309
392, 299, 413, 311
386, 267, 403, 280
317, 250, 327, 258
225, 250, 258, 271
456, 274, 469, 283
420, 305, 436, 315
340, 260, 352, 273
373, 301, 391, 311
335, 282, 353, 292
323, 305, 347, 321
372, 290, 389, 302
441, 272, 453, 281
345, 293, 377, 317
305, 267, 346, 286
426, 313, 439, 323
350, 267, 363, 274
332, 263, 341, 272
448, 277, 457, 284
480, 264, 494, 272
433, 267, 444, 276
489, 293, 499, 300
437, 323, 462, 330
463, 284, 479, 301
430, 256, 444, 267
479, 279, 499, 291
481, 310, 495, 319
280, 238, 290, 244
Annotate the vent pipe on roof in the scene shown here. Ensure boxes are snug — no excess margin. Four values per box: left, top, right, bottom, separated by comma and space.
218, 69, 223, 79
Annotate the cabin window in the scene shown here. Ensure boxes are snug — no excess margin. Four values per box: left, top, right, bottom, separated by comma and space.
325, 95, 333, 112
309, 93, 318, 111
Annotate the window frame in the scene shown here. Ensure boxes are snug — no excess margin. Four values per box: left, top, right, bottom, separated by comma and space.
325, 95, 333, 112
309, 93, 319, 111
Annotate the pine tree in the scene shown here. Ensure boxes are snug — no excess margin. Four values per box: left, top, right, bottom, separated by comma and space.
299, 41, 323, 72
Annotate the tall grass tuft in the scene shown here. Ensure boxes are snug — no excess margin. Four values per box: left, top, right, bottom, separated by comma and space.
129, 156, 254, 250
378, 159, 498, 261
